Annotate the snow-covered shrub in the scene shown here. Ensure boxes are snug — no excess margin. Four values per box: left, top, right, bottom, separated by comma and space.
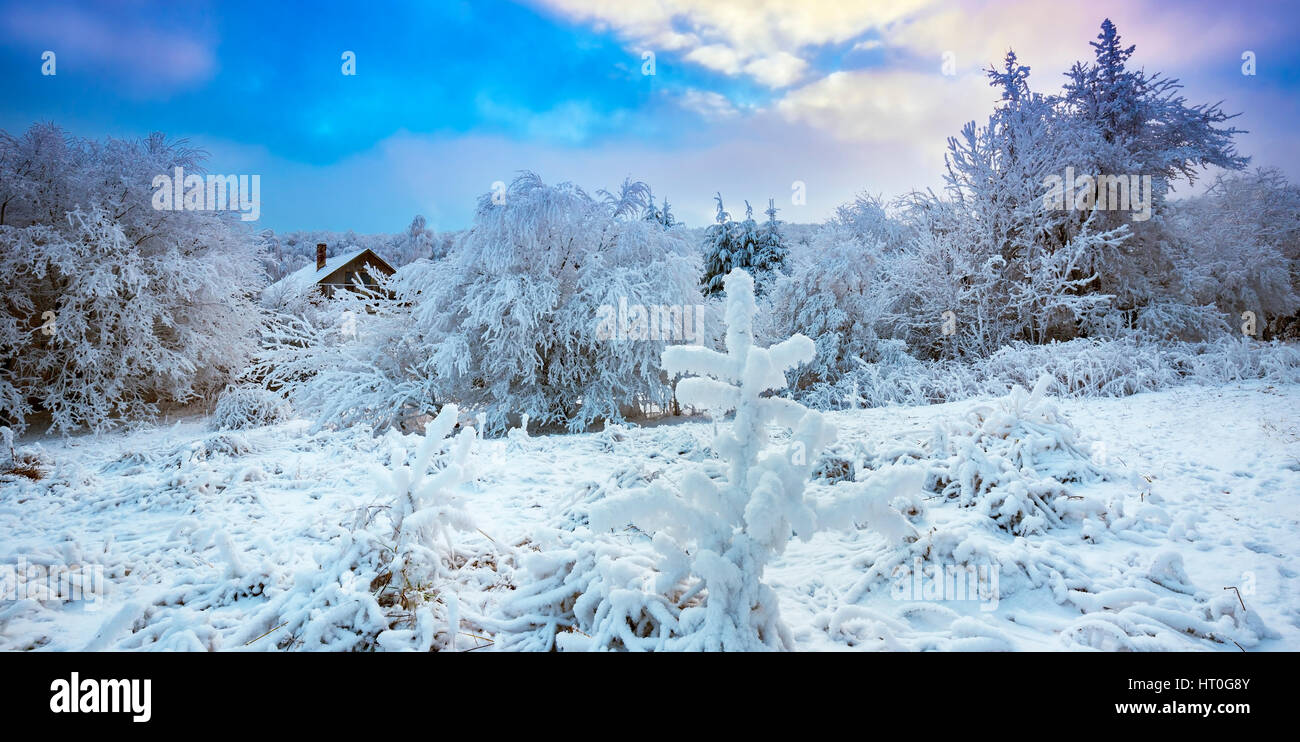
493, 270, 920, 651
234, 404, 480, 651
0, 124, 265, 434
1170, 168, 1300, 332
923, 377, 1108, 535
209, 385, 291, 431
1058, 550, 1277, 650
799, 335, 1300, 411
401, 172, 701, 433
255, 271, 430, 433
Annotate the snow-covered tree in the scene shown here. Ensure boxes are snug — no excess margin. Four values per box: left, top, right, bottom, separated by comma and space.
750, 198, 788, 288
255, 270, 430, 433
401, 172, 700, 433
701, 193, 739, 297
1060, 19, 1248, 309
760, 223, 887, 403
642, 189, 676, 229
702, 195, 786, 297
0, 124, 265, 433
1169, 168, 1300, 335
887, 62, 1124, 359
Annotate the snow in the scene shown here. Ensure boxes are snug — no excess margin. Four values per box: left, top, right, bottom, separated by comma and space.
2, 381, 1295, 651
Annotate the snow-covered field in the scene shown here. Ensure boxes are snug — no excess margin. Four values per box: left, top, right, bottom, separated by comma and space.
3, 381, 1295, 651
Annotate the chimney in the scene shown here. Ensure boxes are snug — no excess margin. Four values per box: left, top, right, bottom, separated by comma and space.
316, 243, 327, 271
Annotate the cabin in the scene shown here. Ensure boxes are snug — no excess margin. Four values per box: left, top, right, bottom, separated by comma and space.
270, 243, 396, 300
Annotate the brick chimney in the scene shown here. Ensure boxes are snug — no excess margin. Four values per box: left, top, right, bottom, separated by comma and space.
316, 243, 327, 271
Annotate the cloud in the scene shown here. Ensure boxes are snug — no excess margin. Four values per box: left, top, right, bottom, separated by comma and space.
776, 69, 992, 144
530, 0, 935, 88
684, 44, 744, 75
744, 52, 809, 88
880, 0, 1278, 85
1, 3, 216, 95
676, 88, 740, 120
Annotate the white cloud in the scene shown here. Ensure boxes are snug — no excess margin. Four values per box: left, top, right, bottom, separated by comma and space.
744, 52, 809, 89
677, 88, 740, 120
776, 69, 991, 144
531, 0, 935, 88
684, 44, 744, 75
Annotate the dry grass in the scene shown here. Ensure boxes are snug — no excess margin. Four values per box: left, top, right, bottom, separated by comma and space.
3, 453, 45, 480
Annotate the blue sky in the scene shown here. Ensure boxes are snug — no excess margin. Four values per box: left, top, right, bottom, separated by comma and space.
2, 0, 1299, 233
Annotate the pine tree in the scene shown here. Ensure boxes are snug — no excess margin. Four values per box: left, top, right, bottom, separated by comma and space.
736, 200, 760, 267
642, 191, 676, 229
751, 198, 789, 291
1061, 18, 1248, 310
988, 51, 1030, 103
701, 193, 736, 296
658, 198, 676, 229
1063, 18, 1246, 186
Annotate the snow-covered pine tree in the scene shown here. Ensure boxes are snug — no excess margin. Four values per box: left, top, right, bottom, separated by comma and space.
1060, 19, 1248, 314
640, 187, 676, 230
493, 268, 921, 651
750, 198, 789, 291
735, 200, 760, 274
701, 193, 737, 297
592, 267, 833, 649
234, 403, 480, 651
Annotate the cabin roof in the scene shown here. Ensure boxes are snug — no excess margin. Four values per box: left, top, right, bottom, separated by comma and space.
265, 248, 395, 297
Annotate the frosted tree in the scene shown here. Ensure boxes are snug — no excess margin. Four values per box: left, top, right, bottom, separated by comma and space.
391, 214, 437, 265
702, 196, 784, 297
1063, 19, 1247, 187
1170, 168, 1300, 335
497, 269, 922, 650
701, 193, 738, 297
0, 124, 265, 433
255, 270, 431, 433
643, 191, 676, 229
749, 198, 788, 292
832, 192, 909, 250
1060, 19, 1248, 309
884, 55, 1127, 358
402, 172, 700, 433
760, 223, 888, 405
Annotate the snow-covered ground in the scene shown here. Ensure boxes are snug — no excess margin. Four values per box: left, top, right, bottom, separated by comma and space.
2, 382, 1296, 651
